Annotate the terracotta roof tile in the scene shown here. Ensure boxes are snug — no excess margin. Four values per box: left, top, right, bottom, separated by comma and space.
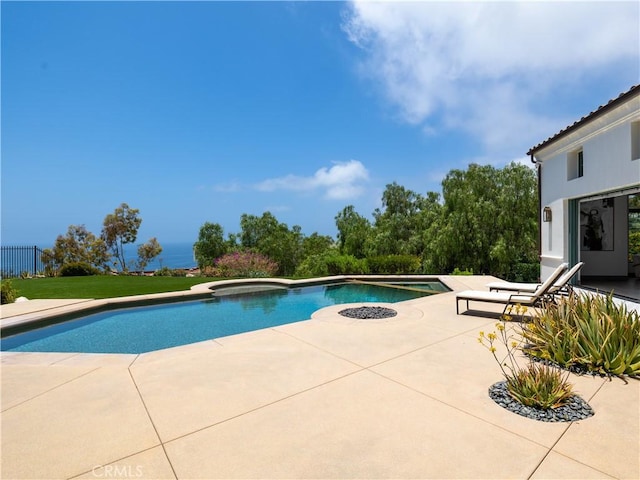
527, 84, 640, 156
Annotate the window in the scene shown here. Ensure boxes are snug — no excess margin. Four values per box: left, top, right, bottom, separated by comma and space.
577, 150, 584, 177
567, 149, 584, 180
632, 121, 640, 161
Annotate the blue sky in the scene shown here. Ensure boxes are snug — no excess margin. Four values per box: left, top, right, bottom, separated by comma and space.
2, 1, 639, 246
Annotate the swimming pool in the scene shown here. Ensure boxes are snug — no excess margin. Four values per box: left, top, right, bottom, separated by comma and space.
1, 281, 446, 354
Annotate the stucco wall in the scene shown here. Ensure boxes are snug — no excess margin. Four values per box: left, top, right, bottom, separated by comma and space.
536, 92, 640, 280
540, 198, 567, 278
540, 121, 639, 207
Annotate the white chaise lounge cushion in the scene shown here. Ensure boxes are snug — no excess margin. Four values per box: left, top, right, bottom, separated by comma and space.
485, 262, 582, 294
456, 262, 568, 314
455, 290, 540, 305
485, 281, 541, 293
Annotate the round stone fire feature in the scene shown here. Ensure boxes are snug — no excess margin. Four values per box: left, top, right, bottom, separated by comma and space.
338, 306, 398, 320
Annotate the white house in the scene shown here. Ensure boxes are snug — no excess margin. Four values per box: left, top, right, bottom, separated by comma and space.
528, 85, 640, 294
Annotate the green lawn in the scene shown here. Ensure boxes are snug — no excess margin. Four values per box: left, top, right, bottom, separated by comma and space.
10, 276, 212, 299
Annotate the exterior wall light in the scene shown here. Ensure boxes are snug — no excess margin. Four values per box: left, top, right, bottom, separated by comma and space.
543, 206, 552, 222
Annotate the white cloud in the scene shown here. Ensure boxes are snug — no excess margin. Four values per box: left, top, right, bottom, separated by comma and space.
255, 160, 370, 200
343, 1, 639, 157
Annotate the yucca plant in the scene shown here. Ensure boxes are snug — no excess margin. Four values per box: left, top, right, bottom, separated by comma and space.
523, 293, 640, 377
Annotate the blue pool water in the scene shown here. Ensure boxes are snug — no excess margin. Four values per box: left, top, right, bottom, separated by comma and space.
1, 282, 444, 354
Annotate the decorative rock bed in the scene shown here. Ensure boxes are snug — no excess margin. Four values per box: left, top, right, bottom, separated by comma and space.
338, 306, 397, 319
489, 381, 594, 422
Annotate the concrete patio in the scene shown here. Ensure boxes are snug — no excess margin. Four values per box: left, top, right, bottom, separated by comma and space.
1, 275, 639, 479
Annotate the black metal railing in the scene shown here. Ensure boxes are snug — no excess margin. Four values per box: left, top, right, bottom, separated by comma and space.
1, 246, 47, 278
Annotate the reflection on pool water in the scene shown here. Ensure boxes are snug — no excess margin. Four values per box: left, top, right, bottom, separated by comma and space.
2, 281, 447, 354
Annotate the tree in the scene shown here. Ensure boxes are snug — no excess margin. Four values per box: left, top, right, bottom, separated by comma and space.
430, 164, 498, 273
490, 163, 538, 279
429, 163, 537, 280
300, 232, 334, 259
42, 224, 110, 275
101, 203, 142, 272
334, 205, 371, 258
373, 182, 420, 255
363, 183, 443, 261
239, 212, 303, 276
193, 222, 227, 269
413, 191, 443, 270
136, 237, 163, 272
240, 212, 280, 249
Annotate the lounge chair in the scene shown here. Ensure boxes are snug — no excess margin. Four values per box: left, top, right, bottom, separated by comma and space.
455, 263, 568, 315
486, 262, 583, 296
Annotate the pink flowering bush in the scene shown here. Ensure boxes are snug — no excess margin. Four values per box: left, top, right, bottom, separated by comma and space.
210, 251, 278, 278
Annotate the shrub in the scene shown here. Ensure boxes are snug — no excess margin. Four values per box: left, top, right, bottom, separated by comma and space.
479, 309, 575, 409
506, 363, 574, 409
153, 267, 188, 277
153, 266, 172, 277
510, 262, 539, 283
523, 293, 640, 377
294, 253, 331, 278
58, 262, 100, 277
200, 266, 218, 278
367, 255, 421, 274
211, 251, 278, 278
451, 267, 474, 276
1, 280, 17, 304
325, 254, 368, 275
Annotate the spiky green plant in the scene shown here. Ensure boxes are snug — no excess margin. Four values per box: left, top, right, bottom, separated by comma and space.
506, 363, 574, 409
523, 293, 640, 377
479, 308, 574, 409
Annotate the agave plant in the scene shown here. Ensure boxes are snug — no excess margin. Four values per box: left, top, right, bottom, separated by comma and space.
523, 293, 640, 377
